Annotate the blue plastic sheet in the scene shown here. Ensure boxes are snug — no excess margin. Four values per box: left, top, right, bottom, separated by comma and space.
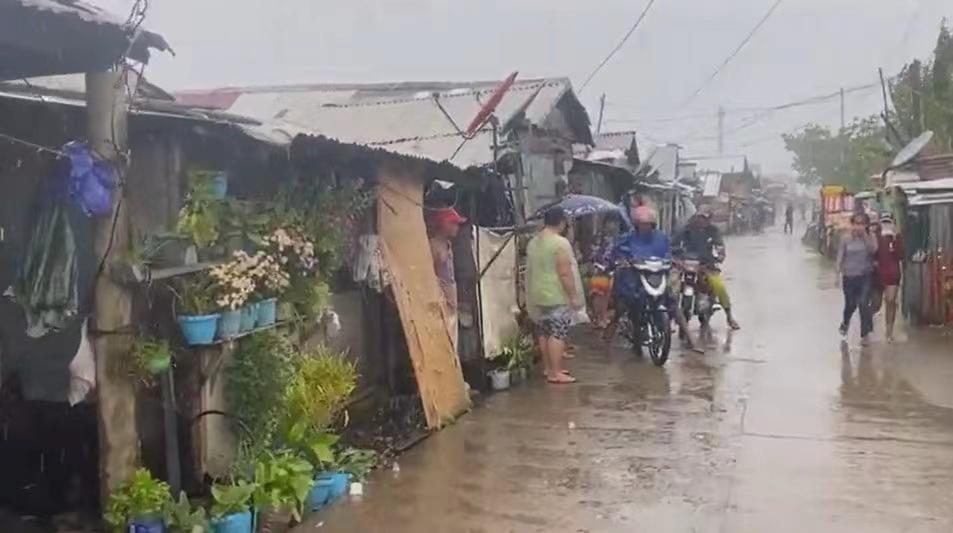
51, 142, 118, 216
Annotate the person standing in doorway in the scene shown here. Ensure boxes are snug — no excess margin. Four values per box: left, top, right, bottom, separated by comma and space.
784, 202, 795, 234
836, 213, 878, 345
428, 207, 466, 351
526, 207, 583, 384
874, 214, 904, 342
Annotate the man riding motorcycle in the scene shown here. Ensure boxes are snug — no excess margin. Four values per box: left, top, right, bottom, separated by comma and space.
672, 208, 741, 330
607, 206, 699, 350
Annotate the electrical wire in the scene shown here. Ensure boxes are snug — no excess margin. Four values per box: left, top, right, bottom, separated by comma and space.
579, 0, 658, 92
680, 0, 785, 107
0, 131, 66, 156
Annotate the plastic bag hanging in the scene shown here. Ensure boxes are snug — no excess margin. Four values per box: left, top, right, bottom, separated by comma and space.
50, 141, 118, 216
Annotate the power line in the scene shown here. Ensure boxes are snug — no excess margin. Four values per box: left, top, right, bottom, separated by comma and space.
606, 81, 878, 125
579, 0, 658, 92
680, 0, 785, 107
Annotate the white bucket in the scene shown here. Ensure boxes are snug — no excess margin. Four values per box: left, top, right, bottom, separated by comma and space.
489, 369, 511, 391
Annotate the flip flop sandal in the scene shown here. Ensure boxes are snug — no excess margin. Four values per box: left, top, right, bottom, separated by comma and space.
547, 375, 578, 384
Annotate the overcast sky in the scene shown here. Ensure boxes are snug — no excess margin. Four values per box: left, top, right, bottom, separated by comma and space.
96, 0, 953, 174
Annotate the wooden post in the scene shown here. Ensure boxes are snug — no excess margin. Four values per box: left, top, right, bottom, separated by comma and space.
86, 69, 137, 500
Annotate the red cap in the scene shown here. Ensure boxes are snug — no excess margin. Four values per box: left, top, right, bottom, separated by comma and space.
431, 207, 467, 226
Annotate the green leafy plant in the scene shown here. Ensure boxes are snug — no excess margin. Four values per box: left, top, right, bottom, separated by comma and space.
225, 331, 298, 452
287, 278, 330, 321
125, 336, 172, 384
283, 346, 357, 435
252, 451, 314, 522
177, 171, 226, 248
165, 492, 209, 533
210, 481, 256, 519
333, 448, 379, 482
284, 427, 339, 472
173, 274, 219, 316
493, 334, 533, 371
124, 231, 166, 268
103, 468, 172, 532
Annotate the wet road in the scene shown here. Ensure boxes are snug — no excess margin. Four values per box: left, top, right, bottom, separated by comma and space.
302, 230, 953, 532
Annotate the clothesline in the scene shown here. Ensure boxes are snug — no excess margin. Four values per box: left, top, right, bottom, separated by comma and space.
0, 131, 66, 157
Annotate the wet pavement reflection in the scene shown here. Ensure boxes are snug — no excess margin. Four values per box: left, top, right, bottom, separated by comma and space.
302, 230, 953, 533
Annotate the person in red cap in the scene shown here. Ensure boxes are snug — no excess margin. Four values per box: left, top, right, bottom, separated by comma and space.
428, 207, 467, 351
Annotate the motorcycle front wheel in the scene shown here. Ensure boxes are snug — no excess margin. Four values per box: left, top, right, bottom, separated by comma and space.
644, 311, 672, 366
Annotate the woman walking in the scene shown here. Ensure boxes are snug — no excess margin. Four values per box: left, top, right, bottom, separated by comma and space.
874, 214, 904, 342
837, 213, 878, 344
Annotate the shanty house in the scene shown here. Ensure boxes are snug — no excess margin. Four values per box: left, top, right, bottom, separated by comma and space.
176, 77, 594, 221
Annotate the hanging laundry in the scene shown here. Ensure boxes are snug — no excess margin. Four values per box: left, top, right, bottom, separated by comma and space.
12, 201, 79, 338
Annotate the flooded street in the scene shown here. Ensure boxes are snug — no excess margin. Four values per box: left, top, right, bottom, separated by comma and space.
304, 229, 953, 533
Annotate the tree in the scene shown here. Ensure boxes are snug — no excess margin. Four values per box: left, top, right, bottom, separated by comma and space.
890, 20, 953, 151
782, 117, 889, 190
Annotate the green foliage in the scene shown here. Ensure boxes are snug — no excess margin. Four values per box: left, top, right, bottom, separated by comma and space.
210, 481, 256, 519
285, 429, 339, 472
890, 21, 953, 152
226, 331, 298, 452
173, 274, 218, 315
333, 448, 379, 482
283, 346, 357, 435
165, 492, 209, 533
274, 182, 373, 278
103, 468, 172, 532
177, 171, 226, 248
126, 336, 172, 384
252, 451, 314, 522
287, 277, 331, 321
782, 117, 889, 190
491, 334, 533, 371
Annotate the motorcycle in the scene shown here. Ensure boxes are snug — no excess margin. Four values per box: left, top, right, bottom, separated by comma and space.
613, 257, 673, 366
675, 246, 724, 332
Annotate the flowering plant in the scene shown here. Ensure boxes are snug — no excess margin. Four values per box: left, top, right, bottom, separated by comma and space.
265, 226, 317, 276
209, 252, 258, 310
246, 250, 291, 299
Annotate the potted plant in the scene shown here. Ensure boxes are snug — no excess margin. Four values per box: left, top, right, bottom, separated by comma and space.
165, 492, 209, 533
177, 173, 225, 253
173, 274, 221, 346
210, 254, 256, 339
333, 448, 378, 484
252, 451, 314, 533
189, 168, 229, 201
125, 336, 173, 385
104, 468, 172, 533
287, 430, 341, 514
250, 252, 290, 328
209, 481, 256, 533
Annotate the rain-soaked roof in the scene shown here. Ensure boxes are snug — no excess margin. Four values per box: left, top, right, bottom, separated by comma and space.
0, 0, 171, 80
175, 78, 593, 168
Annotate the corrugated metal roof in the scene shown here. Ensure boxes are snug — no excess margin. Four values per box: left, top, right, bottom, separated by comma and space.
592, 131, 637, 152
700, 171, 723, 197
0, 0, 170, 79
642, 144, 679, 182
176, 78, 592, 167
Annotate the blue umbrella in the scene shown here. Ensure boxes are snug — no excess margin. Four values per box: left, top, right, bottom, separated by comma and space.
536, 194, 632, 228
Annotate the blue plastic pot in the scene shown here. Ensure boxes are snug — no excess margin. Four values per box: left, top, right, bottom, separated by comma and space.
209, 172, 228, 200
256, 298, 277, 328
318, 472, 350, 501
239, 303, 258, 332
211, 510, 253, 533
217, 309, 242, 339
306, 478, 335, 514
177, 314, 220, 346
128, 517, 165, 533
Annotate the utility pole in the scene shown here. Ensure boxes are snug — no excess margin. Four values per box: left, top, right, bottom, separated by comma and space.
87, 69, 137, 502
596, 93, 606, 134
717, 106, 725, 155
839, 87, 846, 130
